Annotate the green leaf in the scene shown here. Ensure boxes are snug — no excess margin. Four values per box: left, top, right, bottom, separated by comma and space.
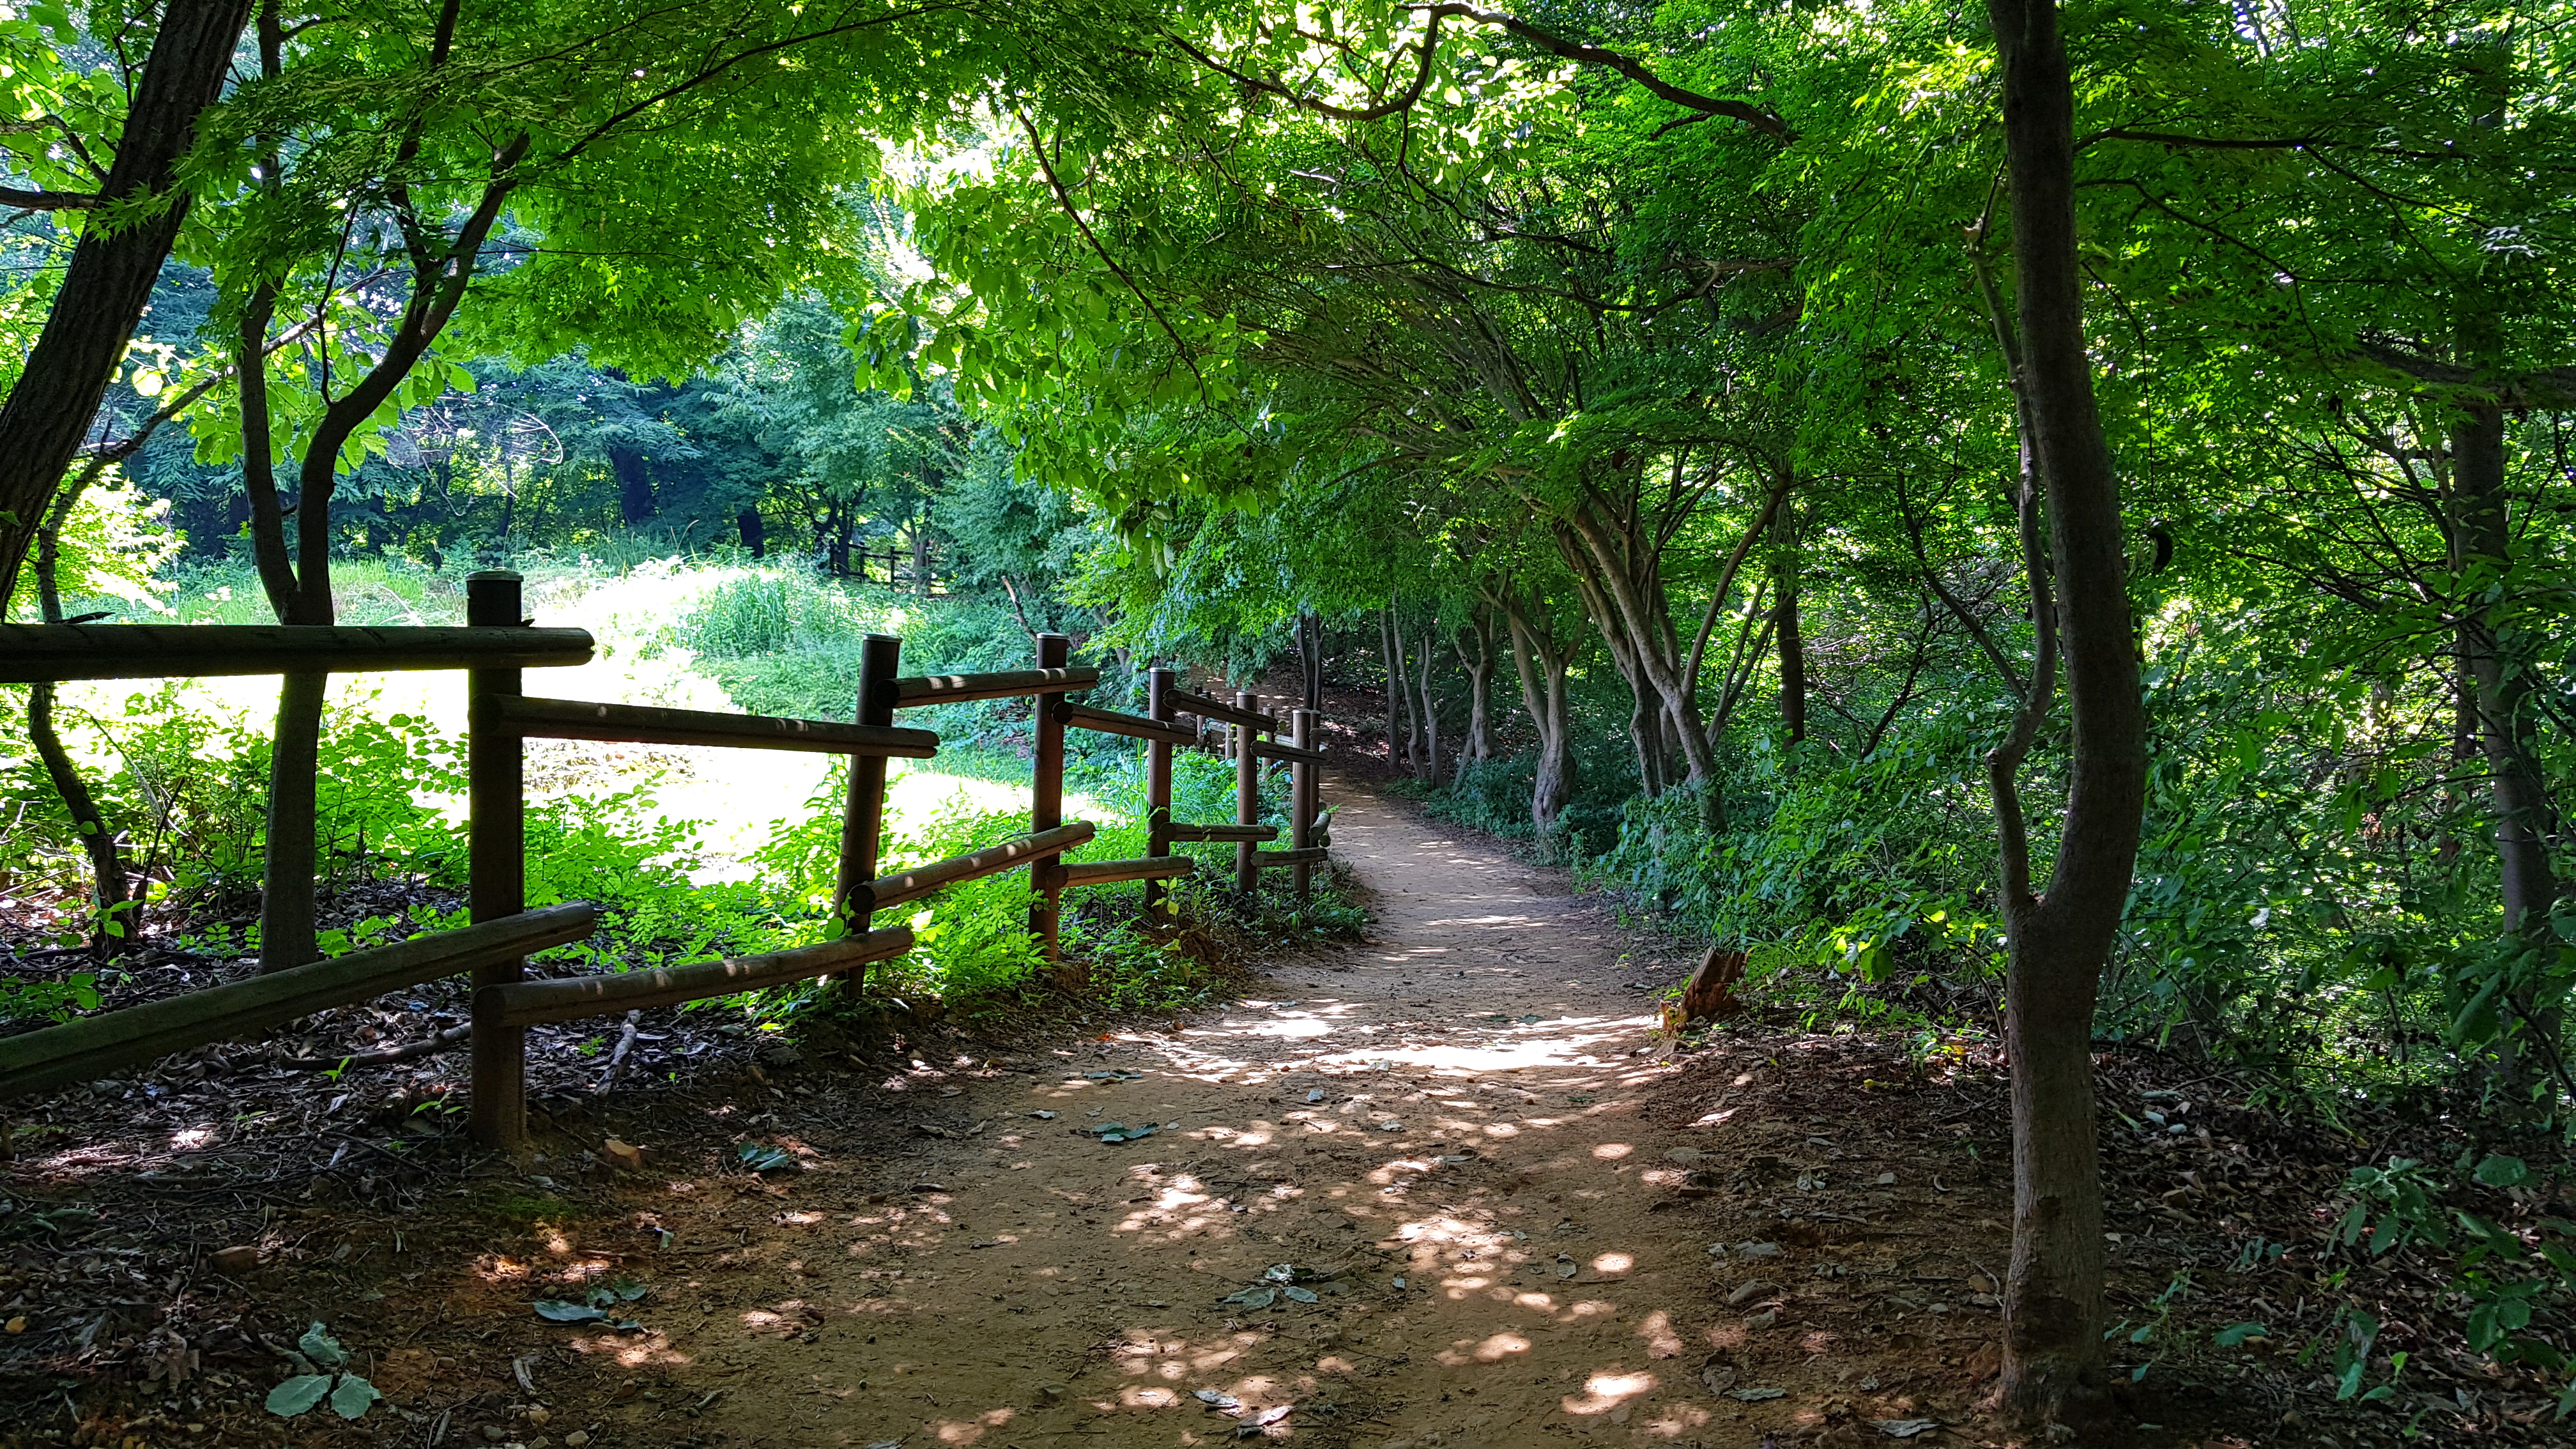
266, 1376, 332, 1417
535, 1300, 611, 1322
297, 1322, 349, 1368
329, 1374, 381, 1419
2474, 1155, 2529, 1188
2214, 1322, 2267, 1347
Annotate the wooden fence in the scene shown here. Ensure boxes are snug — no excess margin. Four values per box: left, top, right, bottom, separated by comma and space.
0, 571, 1328, 1149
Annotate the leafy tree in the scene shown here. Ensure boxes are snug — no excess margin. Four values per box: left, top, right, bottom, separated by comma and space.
0, 0, 254, 600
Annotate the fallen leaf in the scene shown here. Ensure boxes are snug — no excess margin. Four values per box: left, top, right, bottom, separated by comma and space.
1728, 1386, 1786, 1401
737, 1142, 793, 1172
265, 1376, 331, 1417
1874, 1419, 1940, 1438
1195, 1388, 1241, 1409
329, 1375, 381, 1420
604, 1138, 644, 1172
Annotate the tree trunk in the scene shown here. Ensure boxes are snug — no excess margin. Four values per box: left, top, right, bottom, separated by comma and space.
239, 107, 521, 974
1499, 588, 1576, 840
739, 507, 766, 558
1416, 628, 1443, 788
27, 477, 131, 954
1775, 510, 1807, 747
2450, 402, 2566, 1091
0, 0, 256, 602
612, 446, 655, 525
235, 282, 328, 976
824, 502, 850, 576
1385, 604, 1420, 774
1558, 509, 1722, 823
260, 670, 329, 972
1984, 0, 2150, 1427
1300, 611, 1325, 712
912, 512, 932, 595
27, 684, 131, 956
1459, 608, 1497, 767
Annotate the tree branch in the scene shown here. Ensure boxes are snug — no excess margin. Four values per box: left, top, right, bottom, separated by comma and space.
1, 187, 100, 210
1417, 4, 1795, 141
1160, 10, 1452, 123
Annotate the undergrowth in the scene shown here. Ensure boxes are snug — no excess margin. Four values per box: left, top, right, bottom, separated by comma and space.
3, 556, 1354, 1036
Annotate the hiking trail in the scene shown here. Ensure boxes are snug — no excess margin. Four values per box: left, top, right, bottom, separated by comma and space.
607, 778, 1989, 1448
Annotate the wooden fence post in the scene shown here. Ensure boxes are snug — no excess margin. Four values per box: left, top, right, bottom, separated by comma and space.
1144, 666, 1176, 912
1030, 634, 1070, 963
832, 633, 901, 983
466, 571, 529, 1151
1235, 689, 1261, 896
1291, 707, 1317, 903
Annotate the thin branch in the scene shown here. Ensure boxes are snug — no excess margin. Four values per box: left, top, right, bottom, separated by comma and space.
0, 187, 99, 210
1416, 4, 1795, 141
1160, 10, 1451, 123
1012, 107, 1215, 406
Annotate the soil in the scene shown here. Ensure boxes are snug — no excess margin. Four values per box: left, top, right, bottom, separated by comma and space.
3, 773, 2555, 1449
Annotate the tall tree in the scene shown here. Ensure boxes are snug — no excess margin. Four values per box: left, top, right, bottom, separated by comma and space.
0, 0, 254, 602
1981, 0, 2147, 1423
192, 0, 1172, 968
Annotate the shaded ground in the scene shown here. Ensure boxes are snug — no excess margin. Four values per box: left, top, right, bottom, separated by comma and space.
4, 774, 2557, 1449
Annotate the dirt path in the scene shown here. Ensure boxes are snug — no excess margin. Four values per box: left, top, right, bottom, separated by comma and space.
565, 778, 1972, 1449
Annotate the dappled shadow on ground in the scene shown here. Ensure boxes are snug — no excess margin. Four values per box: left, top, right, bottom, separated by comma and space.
3, 777, 2446, 1449
612, 782, 2018, 1449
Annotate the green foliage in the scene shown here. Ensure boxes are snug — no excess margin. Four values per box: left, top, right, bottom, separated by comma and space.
2324, 1154, 2576, 1415
1574, 714, 2006, 1004
0, 974, 102, 1025
872, 798, 1049, 999
265, 1322, 377, 1421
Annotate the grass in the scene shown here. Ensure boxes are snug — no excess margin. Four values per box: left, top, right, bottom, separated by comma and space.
14, 548, 1356, 1039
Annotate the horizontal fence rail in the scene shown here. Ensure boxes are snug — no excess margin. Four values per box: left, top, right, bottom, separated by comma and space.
488, 696, 939, 757
1053, 700, 1197, 748
480, 929, 914, 1027
1252, 739, 1325, 765
1166, 823, 1278, 843
0, 903, 598, 1100
859, 823, 1097, 913
0, 623, 595, 682
1163, 688, 1276, 733
1054, 856, 1196, 887
894, 666, 1101, 707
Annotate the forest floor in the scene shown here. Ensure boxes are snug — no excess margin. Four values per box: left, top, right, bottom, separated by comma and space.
3, 774, 2555, 1449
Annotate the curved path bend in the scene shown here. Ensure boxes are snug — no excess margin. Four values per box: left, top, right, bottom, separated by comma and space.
625, 780, 1974, 1449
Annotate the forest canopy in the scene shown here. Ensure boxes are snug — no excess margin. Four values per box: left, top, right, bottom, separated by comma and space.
5, 0, 2575, 1431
